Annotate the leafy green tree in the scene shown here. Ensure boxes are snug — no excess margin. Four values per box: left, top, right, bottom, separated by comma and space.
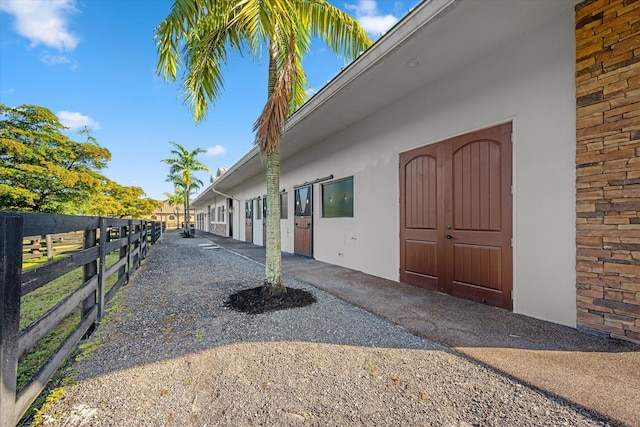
77, 180, 161, 218
0, 104, 110, 213
162, 141, 210, 236
156, 0, 372, 295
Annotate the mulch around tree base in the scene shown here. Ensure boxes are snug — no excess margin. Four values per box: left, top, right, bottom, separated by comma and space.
225, 286, 317, 314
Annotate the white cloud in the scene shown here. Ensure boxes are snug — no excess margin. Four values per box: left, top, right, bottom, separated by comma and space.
40, 51, 70, 65
358, 15, 399, 35
345, 0, 400, 36
39, 52, 78, 68
305, 87, 318, 97
56, 111, 101, 130
205, 145, 226, 156
0, 0, 80, 51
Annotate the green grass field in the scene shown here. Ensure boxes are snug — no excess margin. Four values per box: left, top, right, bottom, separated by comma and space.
18, 251, 122, 390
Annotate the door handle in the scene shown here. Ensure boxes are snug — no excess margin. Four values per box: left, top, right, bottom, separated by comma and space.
445, 234, 453, 239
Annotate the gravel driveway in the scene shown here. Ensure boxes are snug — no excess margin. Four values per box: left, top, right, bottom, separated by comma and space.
35, 231, 612, 426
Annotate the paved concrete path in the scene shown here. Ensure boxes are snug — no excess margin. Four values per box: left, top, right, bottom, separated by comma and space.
200, 231, 640, 427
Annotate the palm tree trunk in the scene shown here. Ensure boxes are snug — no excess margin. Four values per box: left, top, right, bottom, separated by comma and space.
185, 196, 191, 237
263, 144, 284, 294
183, 198, 188, 236
262, 39, 285, 295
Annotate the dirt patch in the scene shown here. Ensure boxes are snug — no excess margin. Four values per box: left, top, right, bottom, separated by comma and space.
225, 286, 316, 314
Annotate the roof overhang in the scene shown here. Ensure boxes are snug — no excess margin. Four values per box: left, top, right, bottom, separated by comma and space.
199, 0, 577, 199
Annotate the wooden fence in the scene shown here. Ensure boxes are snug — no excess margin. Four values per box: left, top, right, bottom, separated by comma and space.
0, 211, 163, 427
22, 232, 83, 260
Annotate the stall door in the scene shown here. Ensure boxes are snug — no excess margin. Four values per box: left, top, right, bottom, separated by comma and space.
294, 185, 313, 257
400, 123, 513, 310
245, 200, 253, 243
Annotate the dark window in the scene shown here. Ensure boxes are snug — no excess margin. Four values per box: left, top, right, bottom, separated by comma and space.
169, 215, 175, 220
262, 197, 267, 218
245, 201, 252, 219
280, 192, 288, 219
322, 177, 354, 218
257, 198, 262, 219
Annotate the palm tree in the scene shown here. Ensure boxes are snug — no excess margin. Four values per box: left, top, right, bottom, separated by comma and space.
156, 0, 372, 294
163, 190, 185, 229
166, 178, 190, 234
162, 141, 211, 237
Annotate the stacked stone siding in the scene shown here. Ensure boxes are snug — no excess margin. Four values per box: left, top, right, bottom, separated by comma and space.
212, 223, 226, 236
575, 0, 640, 343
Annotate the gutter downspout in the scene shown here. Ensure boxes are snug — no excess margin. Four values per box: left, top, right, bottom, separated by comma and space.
210, 187, 240, 202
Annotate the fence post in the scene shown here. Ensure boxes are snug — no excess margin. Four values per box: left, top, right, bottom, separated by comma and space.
135, 222, 141, 267
127, 220, 133, 282
118, 225, 127, 283
97, 218, 107, 319
45, 234, 53, 261
81, 227, 97, 334
149, 221, 156, 245
141, 221, 148, 259
0, 213, 23, 427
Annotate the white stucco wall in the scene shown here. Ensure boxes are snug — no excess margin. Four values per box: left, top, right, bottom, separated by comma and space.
225, 8, 576, 327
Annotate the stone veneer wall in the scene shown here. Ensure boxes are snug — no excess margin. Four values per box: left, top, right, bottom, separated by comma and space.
211, 223, 226, 236
575, 0, 640, 343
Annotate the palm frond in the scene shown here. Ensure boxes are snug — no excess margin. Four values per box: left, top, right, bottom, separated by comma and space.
254, 33, 297, 154
299, 0, 372, 62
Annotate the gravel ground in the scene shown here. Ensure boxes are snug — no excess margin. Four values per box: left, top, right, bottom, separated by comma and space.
36, 231, 611, 426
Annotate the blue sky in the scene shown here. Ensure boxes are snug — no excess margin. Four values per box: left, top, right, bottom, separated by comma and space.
0, 0, 417, 201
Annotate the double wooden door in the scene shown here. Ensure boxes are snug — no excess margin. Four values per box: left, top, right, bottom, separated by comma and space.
399, 123, 513, 310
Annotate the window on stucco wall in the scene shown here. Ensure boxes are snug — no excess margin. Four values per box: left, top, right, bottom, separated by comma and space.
322, 177, 354, 218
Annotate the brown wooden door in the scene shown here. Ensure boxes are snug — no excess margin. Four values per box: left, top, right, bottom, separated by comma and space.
294, 185, 313, 257
400, 123, 513, 310
245, 200, 253, 243
400, 142, 441, 289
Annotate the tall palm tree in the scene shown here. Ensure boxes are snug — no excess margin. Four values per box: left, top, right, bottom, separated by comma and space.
162, 141, 211, 237
156, 0, 372, 294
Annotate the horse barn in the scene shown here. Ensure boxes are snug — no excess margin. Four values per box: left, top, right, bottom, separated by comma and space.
192, 0, 640, 343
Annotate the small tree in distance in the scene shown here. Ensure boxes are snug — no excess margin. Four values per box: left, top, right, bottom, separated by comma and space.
164, 190, 185, 229
162, 141, 210, 237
